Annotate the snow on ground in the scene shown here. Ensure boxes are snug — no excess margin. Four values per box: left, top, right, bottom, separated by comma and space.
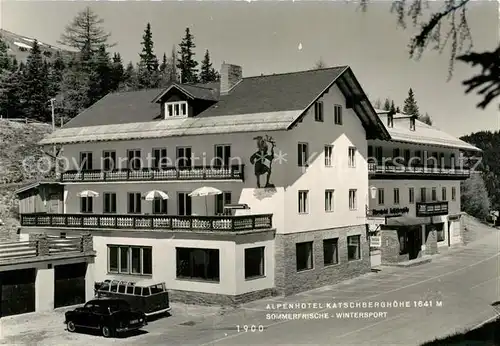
13, 41, 32, 49
21, 37, 34, 43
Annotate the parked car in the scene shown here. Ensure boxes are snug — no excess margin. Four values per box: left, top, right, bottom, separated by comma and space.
64, 298, 147, 338
94, 279, 171, 318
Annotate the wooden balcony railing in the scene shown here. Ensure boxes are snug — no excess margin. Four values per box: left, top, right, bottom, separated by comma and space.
368, 163, 470, 178
20, 213, 273, 232
416, 202, 449, 217
58, 165, 245, 182
0, 234, 92, 262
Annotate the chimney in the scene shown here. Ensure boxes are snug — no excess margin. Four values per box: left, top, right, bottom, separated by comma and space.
220, 63, 242, 95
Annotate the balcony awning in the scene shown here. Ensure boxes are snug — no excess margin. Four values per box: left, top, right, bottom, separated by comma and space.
386, 215, 431, 226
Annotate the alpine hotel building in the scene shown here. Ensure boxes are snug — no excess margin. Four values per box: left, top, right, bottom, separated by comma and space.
17, 63, 479, 304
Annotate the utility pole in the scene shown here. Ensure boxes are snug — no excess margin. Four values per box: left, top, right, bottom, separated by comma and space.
49, 98, 57, 172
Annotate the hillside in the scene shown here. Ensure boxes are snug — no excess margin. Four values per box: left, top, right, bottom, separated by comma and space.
0, 29, 76, 63
0, 119, 53, 242
460, 131, 500, 211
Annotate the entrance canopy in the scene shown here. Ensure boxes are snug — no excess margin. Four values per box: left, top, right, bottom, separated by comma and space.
386, 215, 431, 226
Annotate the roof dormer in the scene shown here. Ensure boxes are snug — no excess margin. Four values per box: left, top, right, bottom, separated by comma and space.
164, 101, 188, 118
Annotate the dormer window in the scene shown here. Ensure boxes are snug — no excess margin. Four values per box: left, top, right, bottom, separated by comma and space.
165, 101, 188, 118
387, 113, 394, 128
410, 117, 416, 131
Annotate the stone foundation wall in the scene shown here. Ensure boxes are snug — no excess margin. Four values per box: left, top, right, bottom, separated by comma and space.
274, 225, 370, 296
380, 230, 409, 264
169, 287, 277, 306
425, 229, 438, 255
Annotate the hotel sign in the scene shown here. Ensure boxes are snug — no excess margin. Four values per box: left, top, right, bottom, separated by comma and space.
371, 207, 410, 216
370, 236, 381, 247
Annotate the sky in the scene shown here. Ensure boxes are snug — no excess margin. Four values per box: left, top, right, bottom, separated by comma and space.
0, 0, 498, 137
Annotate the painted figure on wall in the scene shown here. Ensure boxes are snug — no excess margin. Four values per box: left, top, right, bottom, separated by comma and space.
250, 135, 275, 188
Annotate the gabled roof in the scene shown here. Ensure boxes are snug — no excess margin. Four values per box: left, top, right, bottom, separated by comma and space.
42, 66, 390, 144
375, 111, 481, 152
15, 181, 61, 195
151, 83, 219, 103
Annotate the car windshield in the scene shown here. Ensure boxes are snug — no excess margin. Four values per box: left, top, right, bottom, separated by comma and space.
108, 300, 130, 312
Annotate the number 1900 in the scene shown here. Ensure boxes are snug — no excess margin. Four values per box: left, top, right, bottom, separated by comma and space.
236, 325, 265, 332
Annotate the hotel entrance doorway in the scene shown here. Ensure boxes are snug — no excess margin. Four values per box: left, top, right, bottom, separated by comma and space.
399, 226, 422, 260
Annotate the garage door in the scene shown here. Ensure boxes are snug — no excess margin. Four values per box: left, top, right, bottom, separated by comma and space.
0, 269, 36, 317
54, 263, 87, 308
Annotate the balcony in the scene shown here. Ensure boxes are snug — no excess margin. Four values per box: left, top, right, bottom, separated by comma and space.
368, 163, 470, 180
0, 234, 94, 264
20, 213, 273, 232
58, 165, 245, 183
415, 202, 449, 217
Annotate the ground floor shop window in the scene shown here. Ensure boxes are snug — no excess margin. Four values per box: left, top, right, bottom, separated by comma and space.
245, 247, 265, 279
323, 238, 339, 265
296, 241, 313, 271
347, 235, 361, 261
176, 247, 220, 282
108, 245, 152, 275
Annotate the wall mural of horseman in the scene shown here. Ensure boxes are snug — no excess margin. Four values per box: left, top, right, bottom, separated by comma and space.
250, 135, 275, 188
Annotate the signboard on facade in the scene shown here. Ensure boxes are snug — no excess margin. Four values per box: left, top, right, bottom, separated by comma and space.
371, 207, 409, 216
370, 236, 381, 247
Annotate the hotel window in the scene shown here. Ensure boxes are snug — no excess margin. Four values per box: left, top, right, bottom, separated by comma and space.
420, 187, 427, 202
325, 190, 334, 212
324, 145, 333, 167
80, 197, 93, 213
153, 197, 168, 214
79, 152, 93, 170
176, 147, 192, 169
103, 193, 117, 213
245, 247, 265, 279
409, 187, 415, 204
404, 149, 411, 164
127, 192, 141, 214
323, 238, 339, 266
127, 149, 141, 170
215, 144, 231, 167
348, 147, 356, 167
108, 245, 152, 275
334, 105, 343, 125
178, 192, 192, 216
378, 188, 385, 205
314, 101, 324, 122
298, 143, 309, 167
452, 187, 456, 201
215, 192, 232, 215
296, 241, 313, 271
442, 187, 447, 201
393, 188, 400, 205
393, 148, 401, 160
414, 150, 422, 165
347, 235, 361, 261
349, 189, 357, 210
152, 148, 168, 169
375, 146, 383, 164
102, 150, 116, 171
431, 187, 437, 201
165, 101, 188, 117
298, 190, 309, 214
176, 247, 220, 281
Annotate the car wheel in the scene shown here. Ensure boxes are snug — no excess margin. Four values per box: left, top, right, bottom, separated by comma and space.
66, 321, 76, 332
101, 325, 113, 338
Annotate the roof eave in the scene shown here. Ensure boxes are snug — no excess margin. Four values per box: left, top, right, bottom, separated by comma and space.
151, 84, 196, 103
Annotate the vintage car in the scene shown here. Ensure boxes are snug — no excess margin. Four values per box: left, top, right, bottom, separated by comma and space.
94, 279, 171, 318
64, 298, 147, 338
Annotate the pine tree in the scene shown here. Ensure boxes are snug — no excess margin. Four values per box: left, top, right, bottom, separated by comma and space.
119, 61, 137, 91
396, 106, 401, 113
110, 52, 124, 91
88, 45, 112, 103
47, 52, 66, 97
461, 172, 491, 220
0, 67, 24, 119
22, 40, 50, 122
420, 112, 433, 126
314, 59, 327, 69
0, 35, 10, 71
402, 88, 420, 117
383, 98, 391, 111
199, 50, 218, 83
170, 45, 178, 82
137, 23, 160, 89
58, 6, 115, 63
159, 53, 167, 73
177, 28, 198, 84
